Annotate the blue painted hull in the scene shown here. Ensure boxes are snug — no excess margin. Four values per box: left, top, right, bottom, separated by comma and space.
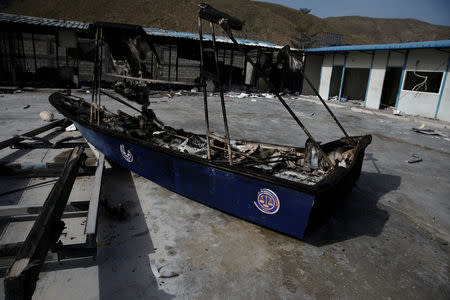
75, 121, 316, 238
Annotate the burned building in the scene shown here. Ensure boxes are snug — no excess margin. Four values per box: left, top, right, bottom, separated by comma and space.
0, 12, 300, 92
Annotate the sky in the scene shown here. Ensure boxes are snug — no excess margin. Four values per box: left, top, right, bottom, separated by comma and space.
257, 0, 450, 26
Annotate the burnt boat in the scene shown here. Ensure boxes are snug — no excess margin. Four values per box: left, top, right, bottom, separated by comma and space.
49, 5, 371, 239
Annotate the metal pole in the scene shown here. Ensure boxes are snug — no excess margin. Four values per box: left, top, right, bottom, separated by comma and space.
175, 46, 179, 81
243, 50, 247, 85
220, 25, 334, 168
301, 71, 353, 143
97, 27, 104, 127
90, 28, 99, 124
55, 34, 59, 69
338, 55, 347, 101
198, 17, 211, 160
31, 32, 37, 74
210, 23, 233, 165
168, 46, 172, 89
228, 49, 233, 91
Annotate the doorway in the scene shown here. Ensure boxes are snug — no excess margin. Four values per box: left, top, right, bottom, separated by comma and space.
380, 67, 402, 108
341, 68, 370, 100
328, 66, 343, 99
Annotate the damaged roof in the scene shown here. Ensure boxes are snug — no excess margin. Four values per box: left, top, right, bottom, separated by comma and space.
144, 27, 281, 49
0, 12, 280, 49
304, 40, 450, 53
0, 12, 89, 30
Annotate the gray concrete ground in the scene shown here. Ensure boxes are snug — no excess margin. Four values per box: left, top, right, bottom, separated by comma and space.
0, 90, 449, 299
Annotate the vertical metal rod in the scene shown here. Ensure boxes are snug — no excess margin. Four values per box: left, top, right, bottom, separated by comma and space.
97, 27, 104, 127
256, 48, 261, 90
175, 45, 179, 81
55, 34, 59, 69
243, 50, 247, 84
221, 26, 334, 167
338, 55, 347, 101
150, 52, 154, 77
210, 23, 233, 165
301, 72, 353, 143
168, 46, 172, 89
31, 32, 37, 73
198, 17, 211, 160
228, 49, 233, 91
90, 27, 99, 124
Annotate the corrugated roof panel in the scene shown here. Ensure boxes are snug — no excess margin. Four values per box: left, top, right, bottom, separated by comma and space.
304, 40, 450, 53
0, 12, 277, 47
144, 27, 281, 49
0, 12, 89, 31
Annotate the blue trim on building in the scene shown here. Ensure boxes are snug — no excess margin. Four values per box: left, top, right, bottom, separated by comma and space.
338, 55, 347, 100
304, 40, 450, 53
395, 50, 409, 109
364, 52, 375, 105
434, 56, 450, 118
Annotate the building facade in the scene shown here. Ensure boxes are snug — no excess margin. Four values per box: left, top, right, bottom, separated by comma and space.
302, 41, 450, 122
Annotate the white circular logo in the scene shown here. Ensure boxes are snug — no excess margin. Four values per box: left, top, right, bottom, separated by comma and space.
120, 144, 134, 162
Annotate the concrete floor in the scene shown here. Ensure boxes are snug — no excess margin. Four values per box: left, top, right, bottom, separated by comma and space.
0, 90, 449, 299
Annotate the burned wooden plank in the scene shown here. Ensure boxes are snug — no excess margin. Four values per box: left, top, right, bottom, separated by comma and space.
0, 119, 67, 151
4, 146, 86, 300
198, 3, 243, 31
85, 152, 104, 248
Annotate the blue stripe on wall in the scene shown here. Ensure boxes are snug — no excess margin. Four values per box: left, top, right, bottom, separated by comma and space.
395, 50, 409, 109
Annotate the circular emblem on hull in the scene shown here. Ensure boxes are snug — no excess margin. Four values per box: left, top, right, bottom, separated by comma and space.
120, 144, 134, 162
255, 188, 280, 214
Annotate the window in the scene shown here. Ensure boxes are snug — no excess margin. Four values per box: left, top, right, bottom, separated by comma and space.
403, 71, 443, 93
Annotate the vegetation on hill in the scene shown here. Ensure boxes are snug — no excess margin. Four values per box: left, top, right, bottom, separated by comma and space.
1, 0, 449, 47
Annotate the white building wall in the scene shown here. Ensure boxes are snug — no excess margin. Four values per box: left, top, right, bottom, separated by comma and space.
365, 51, 389, 109
436, 62, 450, 122
302, 55, 323, 95
318, 54, 333, 99
397, 49, 449, 118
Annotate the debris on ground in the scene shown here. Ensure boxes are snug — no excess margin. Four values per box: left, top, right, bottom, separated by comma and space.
65, 123, 77, 132
406, 154, 423, 164
39, 110, 54, 122
101, 200, 128, 220
23, 104, 30, 109
150, 259, 179, 278
412, 127, 444, 136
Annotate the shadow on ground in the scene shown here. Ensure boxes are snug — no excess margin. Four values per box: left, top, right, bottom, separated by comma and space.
305, 171, 400, 246
97, 166, 171, 299
0, 128, 64, 163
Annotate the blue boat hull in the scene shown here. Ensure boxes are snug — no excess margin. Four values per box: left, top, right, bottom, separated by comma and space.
75, 121, 316, 238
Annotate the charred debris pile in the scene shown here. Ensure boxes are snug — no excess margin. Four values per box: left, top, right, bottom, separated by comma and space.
54, 90, 357, 186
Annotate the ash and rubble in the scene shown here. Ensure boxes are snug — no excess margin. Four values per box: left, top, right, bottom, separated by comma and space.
57, 91, 356, 186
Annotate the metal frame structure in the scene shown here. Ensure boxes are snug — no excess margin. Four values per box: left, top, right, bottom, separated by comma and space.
198, 4, 355, 168
0, 120, 105, 299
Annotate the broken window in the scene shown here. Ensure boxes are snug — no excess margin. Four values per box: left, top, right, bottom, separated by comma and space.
403, 71, 443, 93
